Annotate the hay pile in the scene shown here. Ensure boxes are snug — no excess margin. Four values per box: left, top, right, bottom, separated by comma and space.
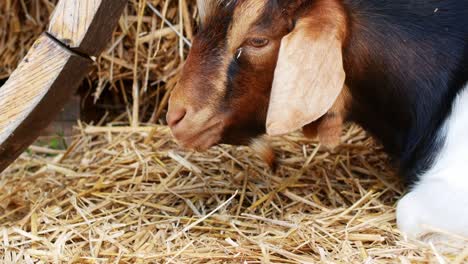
1, 0, 468, 263
1, 124, 468, 263
0, 0, 56, 80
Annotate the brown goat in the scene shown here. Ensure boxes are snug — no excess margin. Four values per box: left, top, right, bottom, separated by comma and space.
167, 0, 348, 151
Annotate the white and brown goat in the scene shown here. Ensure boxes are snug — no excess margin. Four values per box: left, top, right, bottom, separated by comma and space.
167, 0, 468, 239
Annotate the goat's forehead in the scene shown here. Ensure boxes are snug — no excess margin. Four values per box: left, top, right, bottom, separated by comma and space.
229, 1, 269, 43
207, 0, 269, 24
203, 0, 270, 51
232, 0, 268, 21
195, 0, 280, 56
212, 0, 268, 13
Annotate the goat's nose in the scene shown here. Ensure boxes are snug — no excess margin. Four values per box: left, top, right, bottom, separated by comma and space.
167, 107, 187, 127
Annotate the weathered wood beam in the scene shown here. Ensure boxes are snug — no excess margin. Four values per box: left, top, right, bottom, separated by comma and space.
0, 0, 127, 172
48, 0, 127, 56
0, 34, 92, 171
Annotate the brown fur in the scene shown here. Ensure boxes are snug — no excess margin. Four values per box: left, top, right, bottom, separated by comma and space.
303, 87, 351, 150
249, 137, 277, 170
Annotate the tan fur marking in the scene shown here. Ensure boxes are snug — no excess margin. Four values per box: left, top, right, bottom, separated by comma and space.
250, 137, 276, 170
211, 59, 229, 95
227, 1, 267, 52
211, 1, 267, 98
197, 0, 224, 25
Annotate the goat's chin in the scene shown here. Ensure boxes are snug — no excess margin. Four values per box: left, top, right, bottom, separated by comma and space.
220, 138, 251, 146
220, 130, 265, 146
176, 137, 248, 152
171, 120, 265, 151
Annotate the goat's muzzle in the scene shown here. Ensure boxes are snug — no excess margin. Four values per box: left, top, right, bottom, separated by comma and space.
166, 99, 225, 151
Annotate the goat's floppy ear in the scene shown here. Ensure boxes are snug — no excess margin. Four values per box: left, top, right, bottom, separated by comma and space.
266, 11, 346, 136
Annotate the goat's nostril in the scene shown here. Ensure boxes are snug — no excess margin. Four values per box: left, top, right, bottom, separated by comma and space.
167, 108, 187, 127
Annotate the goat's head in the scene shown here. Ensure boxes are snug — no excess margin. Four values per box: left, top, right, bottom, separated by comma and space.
167, 0, 347, 150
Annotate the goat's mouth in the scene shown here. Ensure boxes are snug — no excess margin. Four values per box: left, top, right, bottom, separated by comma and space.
170, 120, 224, 151
167, 107, 266, 151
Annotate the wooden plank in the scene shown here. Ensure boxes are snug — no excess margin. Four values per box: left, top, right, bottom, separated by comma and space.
0, 0, 128, 172
0, 34, 92, 172
48, 0, 128, 56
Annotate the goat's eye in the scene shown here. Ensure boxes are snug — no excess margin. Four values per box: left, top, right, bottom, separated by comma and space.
247, 38, 269, 48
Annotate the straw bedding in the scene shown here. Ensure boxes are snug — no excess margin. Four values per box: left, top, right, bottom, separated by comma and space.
1, 0, 468, 263
0, 124, 464, 263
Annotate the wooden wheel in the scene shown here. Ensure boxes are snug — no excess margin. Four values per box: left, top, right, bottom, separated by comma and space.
0, 0, 127, 172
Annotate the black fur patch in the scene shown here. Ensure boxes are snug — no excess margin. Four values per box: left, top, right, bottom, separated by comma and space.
224, 58, 241, 102
342, 0, 468, 184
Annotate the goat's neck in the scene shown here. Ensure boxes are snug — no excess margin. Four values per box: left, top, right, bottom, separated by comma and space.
342, 0, 468, 183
